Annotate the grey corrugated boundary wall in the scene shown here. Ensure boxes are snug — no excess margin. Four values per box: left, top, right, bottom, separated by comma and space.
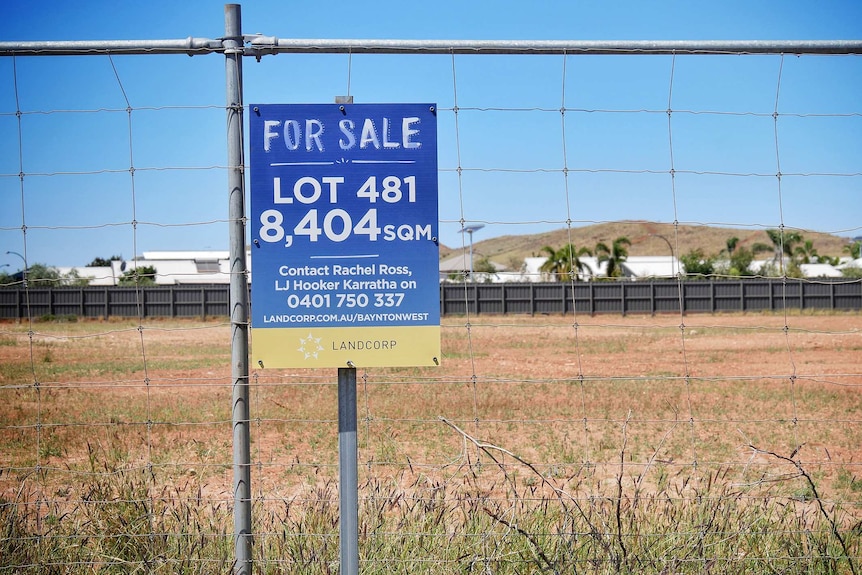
1, 279, 859, 319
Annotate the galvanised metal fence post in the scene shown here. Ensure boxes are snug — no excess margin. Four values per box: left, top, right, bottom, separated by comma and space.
338, 367, 360, 575
224, 4, 253, 574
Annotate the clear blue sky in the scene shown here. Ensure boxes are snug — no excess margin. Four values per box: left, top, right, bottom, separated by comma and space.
1, 1, 860, 267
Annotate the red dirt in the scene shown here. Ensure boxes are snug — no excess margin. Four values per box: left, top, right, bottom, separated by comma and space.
1, 312, 860, 503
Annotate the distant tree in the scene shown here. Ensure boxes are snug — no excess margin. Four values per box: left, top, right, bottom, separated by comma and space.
680, 248, 715, 278
786, 261, 805, 279
725, 246, 757, 277
118, 265, 157, 286
88, 255, 123, 267
61, 269, 91, 287
594, 237, 631, 278
793, 239, 819, 264
751, 241, 773, 257
0, 263, 88, 287
723, 236, 740, 255
506, 255, 525, 275
768, 228, 803, 256
23, 263, 63, 287
538, 246, 561, 279
472, 256, 497, 274
844, 240, 862, 260
718, 236, 767, 276
758, 259, 803, 279
764, 228, 803, 266
539, 244, 592, 281
842, 265, 862, 278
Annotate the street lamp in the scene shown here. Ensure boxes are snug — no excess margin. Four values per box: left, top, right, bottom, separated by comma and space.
460, 224, 485, 280
649, 234, 677, 277
5, 250, 27, 288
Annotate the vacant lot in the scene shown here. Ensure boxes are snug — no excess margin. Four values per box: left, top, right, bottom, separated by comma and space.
1, 312, 860, 573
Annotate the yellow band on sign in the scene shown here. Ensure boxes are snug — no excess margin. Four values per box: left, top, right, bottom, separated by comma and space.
252, 325, 441, 368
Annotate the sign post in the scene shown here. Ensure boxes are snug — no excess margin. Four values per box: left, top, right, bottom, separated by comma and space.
337, 367, 359, 573
249, 103, 440, 574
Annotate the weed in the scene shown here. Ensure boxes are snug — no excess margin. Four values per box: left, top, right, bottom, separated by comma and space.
1, 316, 860, 572
37, 433, 63, 460
38, 314, 78, 323
836, 469, 862, 494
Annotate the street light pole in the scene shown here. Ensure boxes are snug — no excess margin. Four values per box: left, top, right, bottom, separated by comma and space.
460, 224, 485, 281
5, 250, 27, 288
468, 230, 475, 276
649, 234, 676, 277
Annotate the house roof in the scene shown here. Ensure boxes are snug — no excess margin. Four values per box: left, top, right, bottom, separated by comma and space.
438, 252, 506, 273
56, 266, 116, 286
799, 263, 843, 278
620, 256, 681, 278
142, 250, 230, 260
521, 256, 682, 279
837, 258, 862, 270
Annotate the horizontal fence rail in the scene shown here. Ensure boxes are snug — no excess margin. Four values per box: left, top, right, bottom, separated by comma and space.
1, 279, 859, 320
4, 38, 862, 57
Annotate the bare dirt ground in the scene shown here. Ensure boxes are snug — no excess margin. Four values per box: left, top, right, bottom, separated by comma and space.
1, 312, 860, 506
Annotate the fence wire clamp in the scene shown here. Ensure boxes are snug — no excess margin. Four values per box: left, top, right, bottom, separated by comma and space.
246, 35, 278, 61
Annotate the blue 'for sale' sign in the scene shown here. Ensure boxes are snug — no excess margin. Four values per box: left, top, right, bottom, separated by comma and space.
249, 103, 440, 368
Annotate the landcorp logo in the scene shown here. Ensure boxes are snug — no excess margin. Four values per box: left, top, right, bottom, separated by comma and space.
297, 333, 325, 360
296, 332, 401, 361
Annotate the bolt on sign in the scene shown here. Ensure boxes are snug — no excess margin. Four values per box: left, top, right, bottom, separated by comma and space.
249, 103, 440, 368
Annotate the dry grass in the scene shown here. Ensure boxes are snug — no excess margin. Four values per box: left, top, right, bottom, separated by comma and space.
1, 312, 861, 573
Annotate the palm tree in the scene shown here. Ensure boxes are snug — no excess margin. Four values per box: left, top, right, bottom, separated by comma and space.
595, 236, 631, 278
844, 240, 862, 260
764, 228, 803, 261
724, 236, 740, 255
793, 239, 819, 264
539, 244, 592, 281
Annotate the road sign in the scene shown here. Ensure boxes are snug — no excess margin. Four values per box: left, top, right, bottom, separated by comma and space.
249, 103, 440, 368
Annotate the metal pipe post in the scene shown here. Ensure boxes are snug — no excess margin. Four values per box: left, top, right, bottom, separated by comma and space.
649, 234, 676, 276
338, 367, 359, 575
5, 251, 27, 288
224, 4, 252, 574
468, 232, 475, 279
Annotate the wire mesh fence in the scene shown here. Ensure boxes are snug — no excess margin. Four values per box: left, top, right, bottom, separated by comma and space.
1, 9, 861, 574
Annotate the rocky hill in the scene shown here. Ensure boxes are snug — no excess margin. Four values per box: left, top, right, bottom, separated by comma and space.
439, 221, 855, 268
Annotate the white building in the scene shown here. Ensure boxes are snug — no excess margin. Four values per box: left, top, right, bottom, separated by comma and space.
126, 251, 234, 285
479, 255, 680, 282
57, 250, 850, 286
59, 251, 251, 286
55, 265, 119, 286
799, 263, 843, 278
438, 252, 508, 282
620, 256, 681, 279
